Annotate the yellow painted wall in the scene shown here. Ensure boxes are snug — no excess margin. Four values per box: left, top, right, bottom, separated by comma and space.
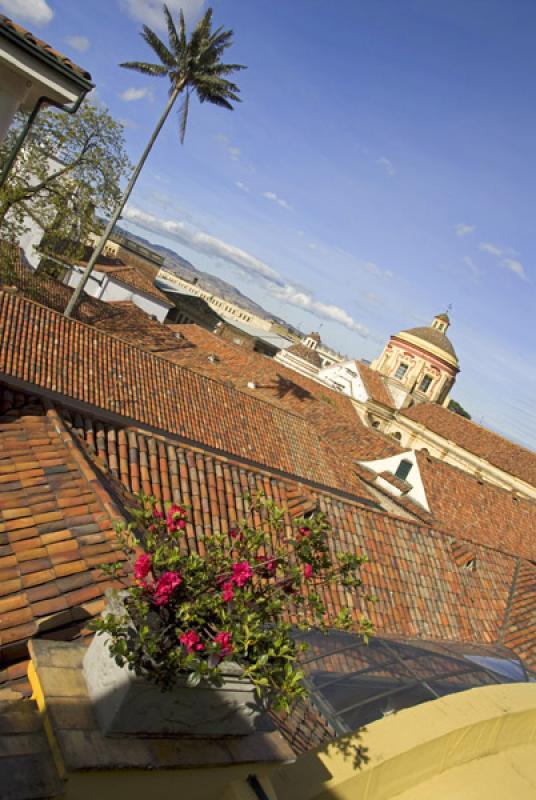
230, 684, 536, 800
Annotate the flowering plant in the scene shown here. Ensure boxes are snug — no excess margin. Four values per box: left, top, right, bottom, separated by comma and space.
94, 492, 374, 712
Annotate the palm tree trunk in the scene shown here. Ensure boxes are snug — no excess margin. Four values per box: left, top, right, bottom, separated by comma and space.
64, 80, 185, 318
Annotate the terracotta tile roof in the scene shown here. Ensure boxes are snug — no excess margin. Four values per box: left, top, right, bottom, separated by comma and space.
166, 324, 401, 463
0, 14, 93, 84
0, 381, 533, 698
0, 292, 373, 497
94, 301, 188, 353
402, 403, 536, 487
416, 451, 536, 561
72, 253, 173, 307
501, 561, 536, 671
355, 361, 395, 408
284, 342, 322, 368
0, 242, 117, 325
62, 405, 535, 671
0, 386, 126, 692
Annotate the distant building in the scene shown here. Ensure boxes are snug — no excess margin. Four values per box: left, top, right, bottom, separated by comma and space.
371, 312, 459, 409
274, 331, 324, 379
62, 247, 173, 322
158, 267, 273, 330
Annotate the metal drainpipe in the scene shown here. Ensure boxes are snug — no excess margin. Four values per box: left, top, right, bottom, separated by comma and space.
0, 89, 89, 189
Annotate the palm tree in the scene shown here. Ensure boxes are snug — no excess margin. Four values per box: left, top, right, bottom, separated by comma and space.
64, 5, 245, 318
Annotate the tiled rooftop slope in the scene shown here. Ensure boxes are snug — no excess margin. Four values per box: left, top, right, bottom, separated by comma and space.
403, 402, 536, 487
62, 402, 532, 665
0, 291, 357, 493
0, 388, 126, 691
416, 452, 536, 561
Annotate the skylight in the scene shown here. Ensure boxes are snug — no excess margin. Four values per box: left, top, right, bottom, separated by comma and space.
296, 630, 528, 735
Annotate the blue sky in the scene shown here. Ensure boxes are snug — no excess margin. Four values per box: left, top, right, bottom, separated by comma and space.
5, 0, 536, 448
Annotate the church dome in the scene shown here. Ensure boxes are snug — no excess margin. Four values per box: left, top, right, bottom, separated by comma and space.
400, 326, 457, 361
395, 312, 458, 369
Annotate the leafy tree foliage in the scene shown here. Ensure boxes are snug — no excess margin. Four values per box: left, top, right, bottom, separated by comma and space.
448, 399, 472, 419
0, 102, 131, 261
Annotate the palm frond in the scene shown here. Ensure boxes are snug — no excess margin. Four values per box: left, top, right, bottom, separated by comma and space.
178, 88, 191, 144
120, 61, 169, 76
141, 25, 176, 68
163, 4, 181, 59
178, 9, 188, 74
189, 7, 213, 55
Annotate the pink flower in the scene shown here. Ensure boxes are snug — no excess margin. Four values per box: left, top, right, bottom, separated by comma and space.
180, 630, 204, 653
166, 503, 187, 533
153, 508, 164, 520
153, 571, 182, 605
299, 526, 311, 538
134, 553, 152, 581
232, 561, 253, 587
303, 563, 314, 579
222, 580, 235, 602
214, 631, 233, 657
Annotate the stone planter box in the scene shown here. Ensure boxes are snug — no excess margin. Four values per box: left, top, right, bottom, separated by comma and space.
83, 630, 263, 737
83, 594, 262, 737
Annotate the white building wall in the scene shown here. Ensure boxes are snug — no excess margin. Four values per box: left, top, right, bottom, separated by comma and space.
66, 266, 169, 322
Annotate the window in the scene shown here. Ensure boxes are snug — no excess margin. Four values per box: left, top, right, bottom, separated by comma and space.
419, 375, 433, 392
395, 363, 408, 379
395, 459, 412, 481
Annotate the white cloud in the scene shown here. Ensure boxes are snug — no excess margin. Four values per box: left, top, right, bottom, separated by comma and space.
235, 181, 249, 193
119, 0, 204, 29
479, 242, 503, 257
0, 0, 53, 23
120, 87, 152, 102
455, 223, 475, 237
262, 191, 292, 211
377, 156, 395, 176
123, 206, 283, 284
268, 285, 368, 337
124, 205, 368, 336
502, 258, 527, 280
65, 35, 90, 52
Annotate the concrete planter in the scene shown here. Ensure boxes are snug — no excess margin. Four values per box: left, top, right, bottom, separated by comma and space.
82, 594, 262, 737
83, 630, 263, 737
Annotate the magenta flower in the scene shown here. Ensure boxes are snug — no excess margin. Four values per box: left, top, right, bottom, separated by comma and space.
153, 571, 182, 605
222, 580, 235, 602
299, 526, 311, 538
134, 553, 152, 581
303, 563, 314, 579
214, 631, 233, 657
180, 630, 204, 653
153, 508, 164, 520
229, 528, 239, 539
232, 561, 253, 587
166, 503, 187, 533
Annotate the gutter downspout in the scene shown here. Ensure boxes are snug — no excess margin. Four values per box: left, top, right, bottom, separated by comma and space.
0, 89, 89, 188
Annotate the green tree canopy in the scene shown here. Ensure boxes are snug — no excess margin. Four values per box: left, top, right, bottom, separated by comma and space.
448, 399, 472, 420
0, 101, 131, 260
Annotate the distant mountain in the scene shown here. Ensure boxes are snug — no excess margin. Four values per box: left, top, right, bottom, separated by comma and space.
115, 225, 285, 324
